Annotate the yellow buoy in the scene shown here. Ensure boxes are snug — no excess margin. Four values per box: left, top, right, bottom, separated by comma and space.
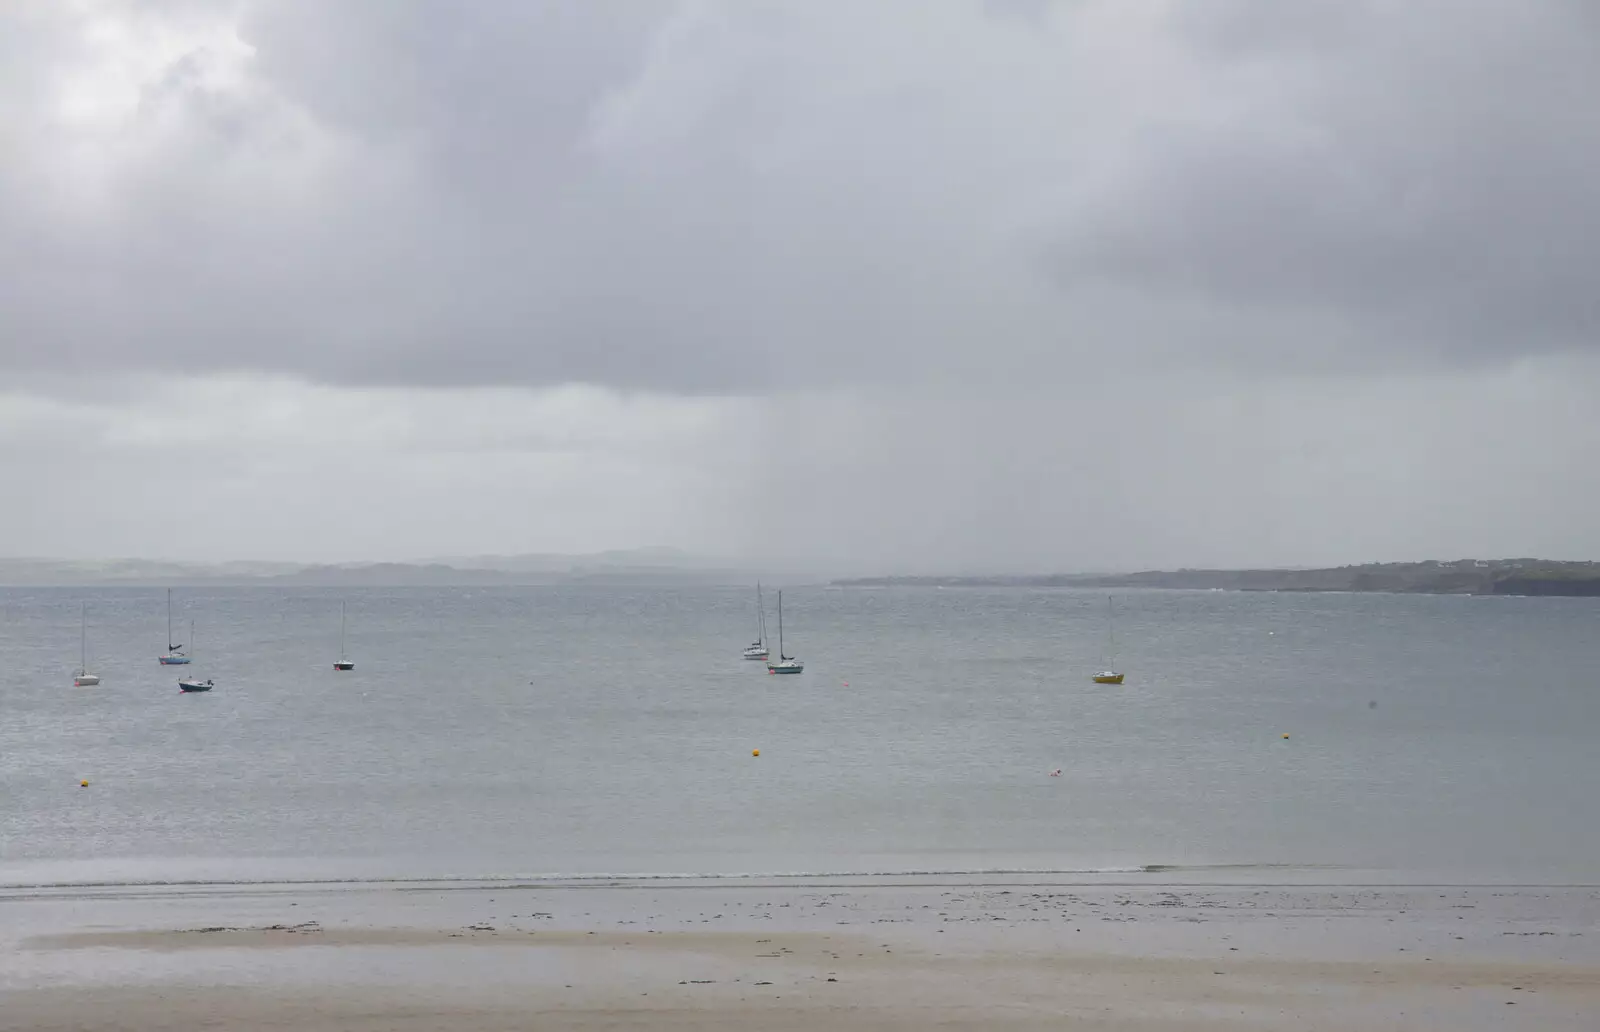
1281, 734, 1290, 740
80, 780, 89, 787
752, 749, 760, 757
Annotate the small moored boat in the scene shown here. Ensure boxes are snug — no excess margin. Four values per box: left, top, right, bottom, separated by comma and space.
74, 602, 101, 686
766, 590, 804, 675
158, 589, 192, 665
1090, 596, 1124, 685
742, 582, 770, 660
178, 678, 214, 693
334, 601, 355, 671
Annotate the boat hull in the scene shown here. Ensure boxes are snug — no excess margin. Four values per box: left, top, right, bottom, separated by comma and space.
74, 674, 101, 687
742, 650, 769, 660
768, 663, 804, 674
334, 661, 355, 671
159, 655, 191, 665
1092, 673, 1125, 685
178, 680, 213, 692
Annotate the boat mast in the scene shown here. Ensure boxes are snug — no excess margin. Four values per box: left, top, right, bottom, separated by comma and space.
756, 582, 765, 645
80, 602, 87, 673
778, 590, 785, 660
1106, 595, 1116, 667
340, 601, 347, 661
167, 588, 173, 649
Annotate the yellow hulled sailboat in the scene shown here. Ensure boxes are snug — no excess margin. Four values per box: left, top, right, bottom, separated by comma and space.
1092, 595, 1124, 684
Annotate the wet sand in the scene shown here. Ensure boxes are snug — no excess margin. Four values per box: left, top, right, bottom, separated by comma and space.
4, 881, 1597, 1030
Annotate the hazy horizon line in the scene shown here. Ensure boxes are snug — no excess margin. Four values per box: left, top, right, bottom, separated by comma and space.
1, 553, 1592, 576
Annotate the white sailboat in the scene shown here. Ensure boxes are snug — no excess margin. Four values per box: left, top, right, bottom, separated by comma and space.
73, 602, 100, 687
742, 582, 770, 660
767, 590, 803, 674
175, 616, 211, 690
158, 589, 191, 665
334, 601, 355, 671
1092, 595, 1124, 685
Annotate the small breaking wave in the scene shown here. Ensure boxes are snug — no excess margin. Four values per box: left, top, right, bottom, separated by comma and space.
0, 862, 1340, 893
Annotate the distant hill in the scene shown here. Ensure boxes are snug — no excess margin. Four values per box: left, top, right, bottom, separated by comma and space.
416, 546, 743, 575
14, 554, 1596, 594
0, 549, 759, 587
834, 559, 1600, 597
0, 557, 308, 585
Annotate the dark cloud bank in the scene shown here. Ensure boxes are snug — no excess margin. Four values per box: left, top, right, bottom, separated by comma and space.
3, 0, 1596, 393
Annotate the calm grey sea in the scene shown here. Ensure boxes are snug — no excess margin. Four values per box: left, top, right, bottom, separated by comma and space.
1, 585, 1596, 888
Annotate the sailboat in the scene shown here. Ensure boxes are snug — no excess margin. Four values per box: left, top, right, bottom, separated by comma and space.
175, 617, 210, 690
334, 601, 355, 671
742, 582, 770, 660
73, 602, 100, 686
1092, 595, 1125, 685
767, 590, 803, 674
158, 589, 191, 665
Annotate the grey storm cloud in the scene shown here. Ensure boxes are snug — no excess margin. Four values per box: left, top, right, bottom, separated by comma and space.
2, 0, 1597, 393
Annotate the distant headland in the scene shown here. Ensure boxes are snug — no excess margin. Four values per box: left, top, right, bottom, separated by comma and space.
0, 548, 753, 587
833, 559, 1600, 597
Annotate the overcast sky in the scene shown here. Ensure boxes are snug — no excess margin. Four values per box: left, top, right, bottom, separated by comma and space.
3, 0, 1597, 572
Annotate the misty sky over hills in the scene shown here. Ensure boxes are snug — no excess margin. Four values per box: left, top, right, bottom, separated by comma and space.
3, 1, 1597, 572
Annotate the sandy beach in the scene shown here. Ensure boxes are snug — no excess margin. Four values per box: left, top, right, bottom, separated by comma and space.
3, 879, 1596, 1030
